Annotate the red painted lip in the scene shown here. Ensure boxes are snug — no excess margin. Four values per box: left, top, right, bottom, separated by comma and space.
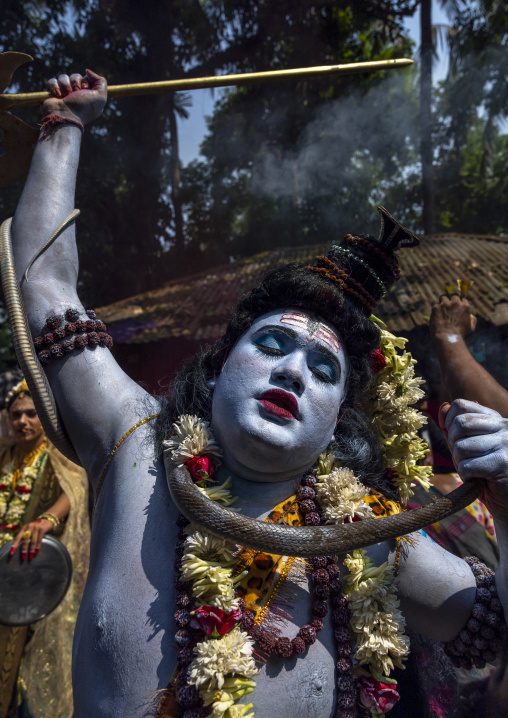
258, 389, 299, 420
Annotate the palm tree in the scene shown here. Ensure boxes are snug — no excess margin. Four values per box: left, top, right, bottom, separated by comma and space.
419, 0, 463, 234
420, 0, 435, 234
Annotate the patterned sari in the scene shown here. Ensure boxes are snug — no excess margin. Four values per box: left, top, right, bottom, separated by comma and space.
0, 443, 89, 718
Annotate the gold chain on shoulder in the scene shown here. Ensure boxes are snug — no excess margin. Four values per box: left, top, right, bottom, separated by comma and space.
94, 414, 159, 508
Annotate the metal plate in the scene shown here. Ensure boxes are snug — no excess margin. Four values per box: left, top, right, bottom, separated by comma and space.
0, 535, 72, 626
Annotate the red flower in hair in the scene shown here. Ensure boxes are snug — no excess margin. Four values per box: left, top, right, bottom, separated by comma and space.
185, 456, 215, 482
370, 348, 386, 373
358, 676, 400, 714
384, 467, 397, 484
190, 606, 242, 637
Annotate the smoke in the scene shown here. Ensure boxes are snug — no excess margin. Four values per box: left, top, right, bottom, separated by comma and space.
247, 70, 421, 234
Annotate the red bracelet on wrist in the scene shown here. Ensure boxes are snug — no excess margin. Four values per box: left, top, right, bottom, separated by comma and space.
39, 114, 85, 137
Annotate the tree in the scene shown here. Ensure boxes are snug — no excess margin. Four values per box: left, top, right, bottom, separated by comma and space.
181, 1, 418, 268
419, 0, 435, 234
432, 0, 508, 233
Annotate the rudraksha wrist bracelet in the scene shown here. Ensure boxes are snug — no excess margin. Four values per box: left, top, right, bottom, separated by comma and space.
443, 556, 505, 669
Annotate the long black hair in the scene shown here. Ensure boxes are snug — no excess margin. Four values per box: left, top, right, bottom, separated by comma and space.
156, 262, 394, 495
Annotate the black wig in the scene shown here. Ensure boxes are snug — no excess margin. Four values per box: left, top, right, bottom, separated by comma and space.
156, 208, 420, 500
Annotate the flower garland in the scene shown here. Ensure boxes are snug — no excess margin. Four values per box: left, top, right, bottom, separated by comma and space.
164, 416, 257, 718
344, 549, 409, 717
368, 316, 432, 505
313, 451, 409, 717
0, 439, 49, 547
162, 324, 430, 717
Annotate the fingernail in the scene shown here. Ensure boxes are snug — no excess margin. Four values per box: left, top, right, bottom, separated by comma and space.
9, 547, 15, 556
29, 551, 35, 560
35, 547, 40, 556
21, 552, 27, 561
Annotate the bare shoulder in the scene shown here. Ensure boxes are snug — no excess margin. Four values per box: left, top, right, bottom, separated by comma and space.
394, 531, 476, 641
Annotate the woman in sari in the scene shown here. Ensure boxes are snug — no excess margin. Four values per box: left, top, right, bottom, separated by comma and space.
0, 380, 89, 718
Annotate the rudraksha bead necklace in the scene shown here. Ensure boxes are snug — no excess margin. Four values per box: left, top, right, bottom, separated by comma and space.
172, 467, 355, 718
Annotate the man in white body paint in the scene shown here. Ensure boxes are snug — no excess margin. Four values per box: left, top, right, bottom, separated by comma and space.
9, 69, 508, 718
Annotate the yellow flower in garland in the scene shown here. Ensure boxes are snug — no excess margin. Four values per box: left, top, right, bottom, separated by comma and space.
184, 530, 237, 563
201, 678, 256, 717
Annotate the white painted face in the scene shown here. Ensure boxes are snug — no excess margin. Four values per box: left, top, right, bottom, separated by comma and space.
211, 309, 348, 481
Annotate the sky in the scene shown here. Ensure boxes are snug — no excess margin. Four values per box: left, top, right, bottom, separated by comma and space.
177, 1, 452, 166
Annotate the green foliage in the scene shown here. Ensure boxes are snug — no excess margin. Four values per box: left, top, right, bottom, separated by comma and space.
432, 0, 508, 234
181, 1, 418, 267
0, 0, 507, 345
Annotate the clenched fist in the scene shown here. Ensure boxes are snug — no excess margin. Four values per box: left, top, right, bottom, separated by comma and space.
440, 399, 508, 525
43, 69, 107, 126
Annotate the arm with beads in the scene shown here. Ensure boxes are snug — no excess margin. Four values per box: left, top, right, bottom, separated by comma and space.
394, 398, 508, 663
10, 71, 157, 481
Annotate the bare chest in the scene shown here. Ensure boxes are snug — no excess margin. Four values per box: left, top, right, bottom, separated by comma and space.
243, 580, 337, 717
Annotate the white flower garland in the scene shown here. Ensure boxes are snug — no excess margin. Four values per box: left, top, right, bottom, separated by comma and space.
163, 419, 257, 718
0, 443, 48, 547
369, 317, 433, 505
344, 549, 409, 678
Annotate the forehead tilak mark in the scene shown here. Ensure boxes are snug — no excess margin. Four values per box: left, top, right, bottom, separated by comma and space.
280, 312, 340, 354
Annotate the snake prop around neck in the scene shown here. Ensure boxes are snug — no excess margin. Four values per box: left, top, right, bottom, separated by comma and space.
0, 212, 482, 556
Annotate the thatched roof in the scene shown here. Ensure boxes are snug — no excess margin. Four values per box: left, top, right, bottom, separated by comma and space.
99, 232, 508, 347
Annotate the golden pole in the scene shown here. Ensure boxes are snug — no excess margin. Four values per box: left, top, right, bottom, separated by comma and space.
0, 58, 413, 110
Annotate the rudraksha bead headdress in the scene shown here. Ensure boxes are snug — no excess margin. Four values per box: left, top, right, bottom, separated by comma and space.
307, 206, 419, 314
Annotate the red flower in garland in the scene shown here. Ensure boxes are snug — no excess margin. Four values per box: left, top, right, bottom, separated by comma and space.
185, 456, 215, 482
3, 522, 19, 531
16, 486, 32, 494
190, 606, 242, 637
370, 348, 386, 374
384, 467, 398, 486
358, 676, 400, 714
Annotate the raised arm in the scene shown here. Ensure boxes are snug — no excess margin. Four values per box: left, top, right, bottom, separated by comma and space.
429, 295, 508, 418
10, 72, 157, 481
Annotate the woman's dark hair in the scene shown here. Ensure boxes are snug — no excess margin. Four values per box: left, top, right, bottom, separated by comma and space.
156, 208, 419, 500
5, 389, 31, 412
